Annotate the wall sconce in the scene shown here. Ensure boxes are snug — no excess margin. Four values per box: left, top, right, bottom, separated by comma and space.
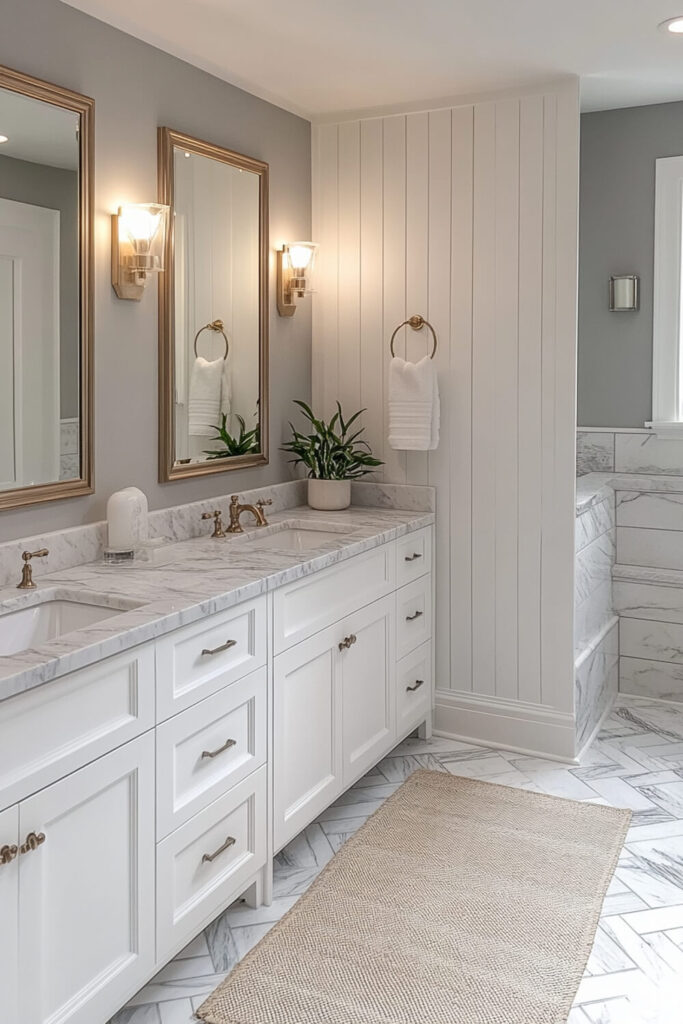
276, 242, 318, 317
111, 203, 170, 301
609, 274, 640, 312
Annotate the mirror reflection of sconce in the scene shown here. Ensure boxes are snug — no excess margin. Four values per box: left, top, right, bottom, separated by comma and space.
276, 242, 318, 317
111, 203, 170, 301
609, 274, 640, 312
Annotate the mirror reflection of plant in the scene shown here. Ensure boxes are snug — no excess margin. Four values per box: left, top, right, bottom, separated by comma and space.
203, 413, 260, 459
281, 400, 383, 479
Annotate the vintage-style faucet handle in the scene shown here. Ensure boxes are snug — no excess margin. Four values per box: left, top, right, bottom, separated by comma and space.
255, 497, 273, 525
17, 548, 49, 590
201, 510, 226, 539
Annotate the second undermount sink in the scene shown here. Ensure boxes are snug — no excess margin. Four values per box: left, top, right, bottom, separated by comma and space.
241, 520, 356, 553
0, 595, 137, 657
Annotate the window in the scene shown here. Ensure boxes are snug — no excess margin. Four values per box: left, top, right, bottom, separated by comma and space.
651, 155, 683, 436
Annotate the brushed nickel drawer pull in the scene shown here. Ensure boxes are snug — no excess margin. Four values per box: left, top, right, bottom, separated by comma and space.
338, 633, 357, 651
406, 679, 425, 692
201, 638, 237, 656
0, 844, 18, 865
404, 552, 422, 562
406, 610, 423, 621
20, 832, 46, 855
201, 738, 237, 759
202, 835, 236, 864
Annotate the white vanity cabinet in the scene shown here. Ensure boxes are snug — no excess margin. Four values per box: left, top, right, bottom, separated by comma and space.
0, 520, 433, 1024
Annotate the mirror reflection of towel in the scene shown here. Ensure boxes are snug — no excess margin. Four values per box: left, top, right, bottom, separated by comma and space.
188, 356, 223, 436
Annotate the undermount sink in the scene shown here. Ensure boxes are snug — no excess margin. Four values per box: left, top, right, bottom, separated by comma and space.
0, 596, 132, 657
242, 521, 355, 553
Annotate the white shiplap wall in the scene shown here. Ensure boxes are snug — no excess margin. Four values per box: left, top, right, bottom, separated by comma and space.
312, 82, 579, 758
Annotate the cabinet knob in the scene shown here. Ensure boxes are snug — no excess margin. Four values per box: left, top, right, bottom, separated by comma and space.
202, 835, 236, 864
406, 679, 425, 693
406, 610, 424, 621
404, 552, 422, 562
201, 738, 237, 759
201, 638, 237, 656
0, 844, 18, 865
19, 832, 46, 855
338, 633, 357, 651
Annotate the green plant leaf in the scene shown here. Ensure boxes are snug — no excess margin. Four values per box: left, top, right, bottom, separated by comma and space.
280, 400, 383, 480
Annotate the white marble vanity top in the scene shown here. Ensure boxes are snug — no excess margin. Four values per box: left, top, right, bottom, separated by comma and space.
0, 504, 434, 703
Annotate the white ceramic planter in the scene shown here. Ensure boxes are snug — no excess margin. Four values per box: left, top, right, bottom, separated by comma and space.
307, 479, 351, 511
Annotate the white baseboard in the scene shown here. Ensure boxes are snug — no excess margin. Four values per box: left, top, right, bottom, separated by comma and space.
433, 688, 577, 762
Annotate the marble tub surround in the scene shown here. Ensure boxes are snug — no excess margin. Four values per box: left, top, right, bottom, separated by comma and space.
577, 431, 615, 476
0, 502, 434, 703
575, 620, 619, 749
577, 427, 683, 478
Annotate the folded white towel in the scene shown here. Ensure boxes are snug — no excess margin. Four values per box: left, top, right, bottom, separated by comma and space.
220, 355, 232, 422
188, 356, 223, 436
388, 355, 440, 451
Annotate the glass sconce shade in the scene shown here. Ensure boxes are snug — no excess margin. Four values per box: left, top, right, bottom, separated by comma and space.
117, 203, 169, 272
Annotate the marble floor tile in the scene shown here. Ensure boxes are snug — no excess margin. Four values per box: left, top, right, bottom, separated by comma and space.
112, 696, 683, 1024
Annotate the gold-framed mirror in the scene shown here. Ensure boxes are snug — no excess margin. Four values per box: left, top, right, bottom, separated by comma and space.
0, 65, 93, 510
158, 128, 269, 482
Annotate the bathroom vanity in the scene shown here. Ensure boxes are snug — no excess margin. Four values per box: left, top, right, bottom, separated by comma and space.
0, 500, 433, 1024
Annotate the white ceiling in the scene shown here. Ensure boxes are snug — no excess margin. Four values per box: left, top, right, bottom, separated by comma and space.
61, 0, 683, 118
0, 89, 79, 169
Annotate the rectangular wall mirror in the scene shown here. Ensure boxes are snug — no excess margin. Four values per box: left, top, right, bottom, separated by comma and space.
0, 65, 93, 510
158, 128, 269, 481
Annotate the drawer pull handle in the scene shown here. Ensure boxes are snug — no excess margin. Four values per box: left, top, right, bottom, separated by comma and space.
338, 633, 357, 651
201, 639, 237, 656
404, 552, 422, 562
0, 844, 18, 865
406, 610, 424, 621
406, 679, 425, 692
201, 738, 237, 760
202, 835, 236, 864
19, 832, 46, 855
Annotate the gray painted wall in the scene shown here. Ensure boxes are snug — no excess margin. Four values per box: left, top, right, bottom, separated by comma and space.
579, 101, 683, 427
0, 153, 80, 419
0, 0, 311, 542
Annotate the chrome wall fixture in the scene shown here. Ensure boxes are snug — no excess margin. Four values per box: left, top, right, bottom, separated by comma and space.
609, 274, 640, 312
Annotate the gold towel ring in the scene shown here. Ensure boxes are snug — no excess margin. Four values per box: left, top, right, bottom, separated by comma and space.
194, 319, 229, 360
389, 315, 437, 359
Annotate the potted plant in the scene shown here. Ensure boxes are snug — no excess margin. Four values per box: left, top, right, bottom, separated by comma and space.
281, 400, 383, 510
203, 414, 260, 459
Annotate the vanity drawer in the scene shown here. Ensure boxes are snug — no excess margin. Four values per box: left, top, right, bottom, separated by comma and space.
273, 543, 396, 653
156, 596, 266, 720
397, 641, 432, 736
156, 766, 267, 961
396, 575, 432, 660
156, 666, 267, 838
0, 644, 155, 811
396, 527, 432, 587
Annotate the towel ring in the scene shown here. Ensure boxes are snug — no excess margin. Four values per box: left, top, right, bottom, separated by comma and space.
389, 315, 437, 359
193, 319, 229, 360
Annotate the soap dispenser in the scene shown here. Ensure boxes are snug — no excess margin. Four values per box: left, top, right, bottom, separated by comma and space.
105, 487, 149, 562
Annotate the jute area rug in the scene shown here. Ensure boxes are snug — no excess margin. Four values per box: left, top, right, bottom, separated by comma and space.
198, 769, 631, 1024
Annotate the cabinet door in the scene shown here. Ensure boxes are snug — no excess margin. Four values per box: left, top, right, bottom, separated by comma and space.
273, 626, 343, 852
339, 595, 396, 787
0, 803, 19, 1024
18, 733, 155, 1024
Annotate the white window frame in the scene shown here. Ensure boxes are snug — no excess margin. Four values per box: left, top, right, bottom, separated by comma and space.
650, 155, 683, 437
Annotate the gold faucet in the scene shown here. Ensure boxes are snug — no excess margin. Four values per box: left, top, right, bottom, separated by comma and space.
201, 510, 227, 539
17, 548, 49, 590
227, 495, 273, 533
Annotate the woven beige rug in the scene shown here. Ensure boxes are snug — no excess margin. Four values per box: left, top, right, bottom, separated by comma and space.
197, 769, 631, 1024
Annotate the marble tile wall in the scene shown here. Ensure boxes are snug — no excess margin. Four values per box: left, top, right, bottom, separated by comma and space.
577, 432, 615, 476
59, 417, 80, 481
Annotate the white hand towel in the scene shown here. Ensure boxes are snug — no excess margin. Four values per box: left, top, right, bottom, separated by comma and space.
388, 355, 440, 451
220, 355, 232, 422
188, 356, 223, 436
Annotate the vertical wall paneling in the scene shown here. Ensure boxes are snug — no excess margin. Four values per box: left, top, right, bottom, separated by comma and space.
449, 105, 474, 693
471, 103, 497, 698
359, 120, 385, 473
382, 116, 408, 483
312, 125, 339, 420
493, 99, 520, 701
427, 108, 455, 690
405, 113, 430, 485
312, 80, 580, 756
517, 95, 544, 705
337, 122, 361, 419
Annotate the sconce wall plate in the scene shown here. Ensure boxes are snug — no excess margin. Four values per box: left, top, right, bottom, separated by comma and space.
112, 203, 169, 301
609, 274, 640, 312
277, 242, 318, 317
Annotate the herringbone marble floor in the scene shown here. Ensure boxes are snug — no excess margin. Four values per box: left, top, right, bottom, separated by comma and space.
111, 695, 683, 1024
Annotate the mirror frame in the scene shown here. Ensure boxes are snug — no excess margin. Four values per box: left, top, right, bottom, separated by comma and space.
0, 64, 94, 510
157, 127, 270, 482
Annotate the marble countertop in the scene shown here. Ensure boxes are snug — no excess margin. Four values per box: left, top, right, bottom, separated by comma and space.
0, 504, 433, 703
